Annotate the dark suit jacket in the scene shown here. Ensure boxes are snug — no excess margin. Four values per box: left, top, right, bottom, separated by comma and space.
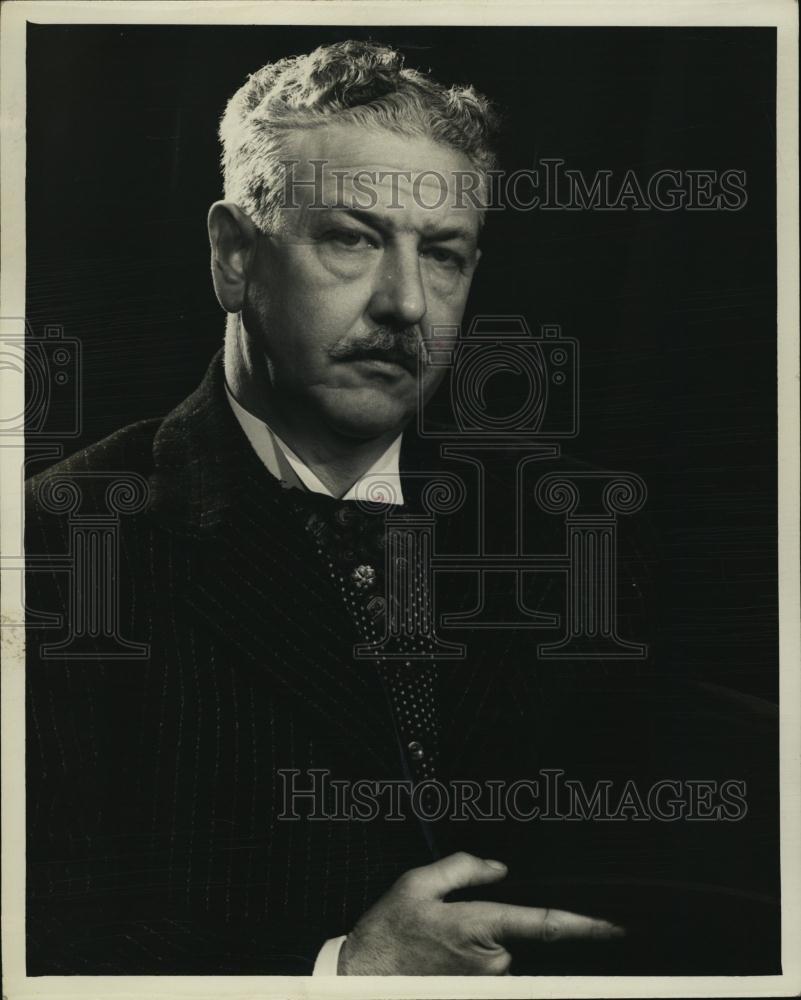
25, 353, 780, 975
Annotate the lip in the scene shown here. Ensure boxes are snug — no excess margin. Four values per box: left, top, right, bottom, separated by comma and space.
348, 356, 415, 378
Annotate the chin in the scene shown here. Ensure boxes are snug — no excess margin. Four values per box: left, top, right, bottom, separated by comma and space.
321, 391, 413, 441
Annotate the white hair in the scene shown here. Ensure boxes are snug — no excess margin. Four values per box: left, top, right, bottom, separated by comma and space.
218, 39, 499, 232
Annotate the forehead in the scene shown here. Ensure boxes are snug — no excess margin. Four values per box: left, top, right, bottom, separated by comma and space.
280, 122, 483, 236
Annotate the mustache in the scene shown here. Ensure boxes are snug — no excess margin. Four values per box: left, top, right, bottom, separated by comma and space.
328, 328, 423, 373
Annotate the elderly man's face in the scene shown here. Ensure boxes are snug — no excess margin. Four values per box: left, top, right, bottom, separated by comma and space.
243, 122, 482, 439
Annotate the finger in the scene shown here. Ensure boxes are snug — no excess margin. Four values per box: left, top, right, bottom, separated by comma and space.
484, 903, 626, 944
398, 852, 508, 899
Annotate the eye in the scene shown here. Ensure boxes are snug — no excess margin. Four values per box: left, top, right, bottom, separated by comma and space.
422, 246, 465, 270
325, 229, 378, 251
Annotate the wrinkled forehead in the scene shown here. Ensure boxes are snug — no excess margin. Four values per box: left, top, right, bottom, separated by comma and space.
276, 123, 485, 236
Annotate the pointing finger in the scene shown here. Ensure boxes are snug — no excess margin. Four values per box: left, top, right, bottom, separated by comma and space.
480, 903, 626, 944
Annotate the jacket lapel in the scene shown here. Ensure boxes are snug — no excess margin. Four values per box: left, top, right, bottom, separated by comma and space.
148, 353, 400, 773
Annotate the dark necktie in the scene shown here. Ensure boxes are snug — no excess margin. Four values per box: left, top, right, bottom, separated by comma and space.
288, 490, 441, 793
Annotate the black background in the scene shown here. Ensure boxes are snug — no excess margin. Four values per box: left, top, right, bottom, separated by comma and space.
26, 24, 778, 699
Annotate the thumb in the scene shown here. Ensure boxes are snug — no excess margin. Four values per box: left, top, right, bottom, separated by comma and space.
398, 852, 508, 899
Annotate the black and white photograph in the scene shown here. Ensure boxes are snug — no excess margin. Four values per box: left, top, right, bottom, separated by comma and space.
1, 1, 798, 997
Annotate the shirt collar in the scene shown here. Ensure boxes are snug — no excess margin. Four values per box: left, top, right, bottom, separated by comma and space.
225, 383, 405, 506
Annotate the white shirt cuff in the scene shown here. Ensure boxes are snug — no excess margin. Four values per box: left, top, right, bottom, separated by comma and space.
313, 935, 347, 975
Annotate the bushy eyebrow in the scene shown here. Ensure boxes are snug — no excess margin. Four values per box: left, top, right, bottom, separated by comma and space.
320, 206, 478, 247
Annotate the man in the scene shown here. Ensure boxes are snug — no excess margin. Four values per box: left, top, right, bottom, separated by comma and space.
25, 40, 778, 976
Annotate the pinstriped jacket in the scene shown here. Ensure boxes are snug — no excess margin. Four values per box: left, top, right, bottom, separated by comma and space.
25, 353, 779, 975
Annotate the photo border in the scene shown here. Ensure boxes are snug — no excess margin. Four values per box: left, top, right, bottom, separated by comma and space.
2, 2, 798, 997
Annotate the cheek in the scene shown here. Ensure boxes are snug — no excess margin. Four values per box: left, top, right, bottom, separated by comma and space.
419, 362, 449, 405
281, 246, 373, 335
254, 258, 368, 364
423, 273, 472, 322
419, 284, 471, 394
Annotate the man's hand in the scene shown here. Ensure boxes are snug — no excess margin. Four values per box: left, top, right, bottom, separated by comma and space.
337, 851, 625, 975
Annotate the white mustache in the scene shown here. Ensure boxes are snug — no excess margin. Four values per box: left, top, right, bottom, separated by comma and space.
328, 328, 423, 371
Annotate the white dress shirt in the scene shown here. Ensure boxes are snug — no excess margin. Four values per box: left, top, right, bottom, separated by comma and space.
225, 384, 405, 506
226, 383, 404, 974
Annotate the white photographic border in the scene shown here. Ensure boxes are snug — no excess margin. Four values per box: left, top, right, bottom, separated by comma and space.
2, 2, 798, 997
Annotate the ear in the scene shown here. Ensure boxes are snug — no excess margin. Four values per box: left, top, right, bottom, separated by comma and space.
207, 201, 260, 313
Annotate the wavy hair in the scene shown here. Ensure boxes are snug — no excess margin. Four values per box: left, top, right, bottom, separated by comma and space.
218, 40, 499, 231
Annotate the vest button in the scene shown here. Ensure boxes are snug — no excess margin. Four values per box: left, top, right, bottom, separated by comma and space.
351, 564, 376, 589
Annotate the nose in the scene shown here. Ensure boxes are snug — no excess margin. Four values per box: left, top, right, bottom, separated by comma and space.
367, 243, 427, 329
